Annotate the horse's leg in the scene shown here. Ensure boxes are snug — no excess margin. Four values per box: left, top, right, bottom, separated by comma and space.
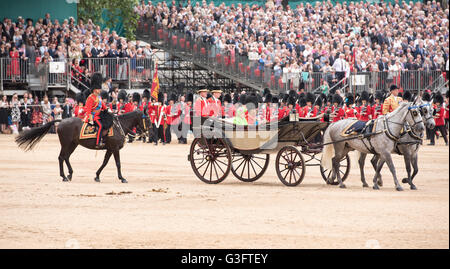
401, 153, 413, 188
64, 143, 78, 181
358, 153, 369, 187
380, 152, 403, 191
409, 152, 419, 190
332, 143, 346, 189
372, 158, 385, 190
370, 154, 383, 186
113, 150, 127, 183
58, 147, 68, 182
95, 150, 113, 183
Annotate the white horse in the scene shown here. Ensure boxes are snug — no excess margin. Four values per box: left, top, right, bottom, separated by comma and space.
321, 102, 425, 191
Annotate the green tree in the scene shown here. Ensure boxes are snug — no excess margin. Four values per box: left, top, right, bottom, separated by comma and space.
78, 0, 139, 40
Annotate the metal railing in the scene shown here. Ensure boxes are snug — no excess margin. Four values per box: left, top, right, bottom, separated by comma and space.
137, 19, 448, 94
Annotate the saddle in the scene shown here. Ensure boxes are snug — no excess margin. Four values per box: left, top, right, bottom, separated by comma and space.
341, 120, 377, 138
80, 122, 114, 140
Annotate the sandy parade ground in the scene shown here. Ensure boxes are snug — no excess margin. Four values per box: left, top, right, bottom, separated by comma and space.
0, 134, 448, 249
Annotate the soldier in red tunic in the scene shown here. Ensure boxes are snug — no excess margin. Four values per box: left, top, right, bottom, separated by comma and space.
83, 73, 107, 148
116, 90, 127, 115
331, 94, 345, 122
302, 92, 318, 118
357, 91, 372, 122
180, 93, 193, 144
429, 93, 448, 146
371, 91, 384, 120
344, 94, 358, 119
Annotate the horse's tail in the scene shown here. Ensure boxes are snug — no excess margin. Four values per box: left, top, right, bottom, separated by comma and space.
15, 120, 62, 151
321, 127, 335, 171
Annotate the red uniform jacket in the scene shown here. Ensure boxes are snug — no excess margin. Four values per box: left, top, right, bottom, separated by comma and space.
278, 106, 290, 120
344, 106, 358, 119
302, 106, 318, 118
117, 101, 127, 115
434, 105, 445, 126
194, 97, 209, 117
139, 101, 149, 112
83, 94, 106, 122
124, 102, 136, 113
166, 104, 182, 125
332, 106, 345, 122
151, 104, 166, 126
371, 103, 383, 119
357, 105, 372, 121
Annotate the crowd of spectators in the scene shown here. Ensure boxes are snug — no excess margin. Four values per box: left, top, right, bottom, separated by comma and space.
136, 0, 449, 91
0, 13, 155, 83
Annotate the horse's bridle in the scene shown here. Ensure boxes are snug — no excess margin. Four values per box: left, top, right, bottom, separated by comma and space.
384, 106, 423, 141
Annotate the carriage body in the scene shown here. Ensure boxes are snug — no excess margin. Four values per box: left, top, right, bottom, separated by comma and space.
188, 115, 350, 186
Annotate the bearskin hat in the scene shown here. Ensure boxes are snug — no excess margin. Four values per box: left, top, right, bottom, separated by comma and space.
402, 90, 412, 102
206, 92, 212, 99
90, 72, 103, 91
238, 94, 247, 105
298, 97, 307, 107
245, 95, 258, 110
288, 96, 297, 106
223, 93, 232, 103
361, 91, 370, 101
143, 89, 151, 100
369, 94, 374, 105
314, 95, 322, 107
355, 93, 361, 105
434, 92, 444, 104
422, 92, 431, 102
186, 92, 194, 103
157, 92, 164, 103
306, 92, 315, 104
332, 94, 343, 105
345, 94, 354, 105
100, 90, 109, 101
375, 91, 384, 101
271, 96, 279, 105
133, 92, 141, 103
117, 90, 127, 101
75, 92, 85, 105
282, 93, 289, 104
289, 89, 298, 99
265, 93, 273, 103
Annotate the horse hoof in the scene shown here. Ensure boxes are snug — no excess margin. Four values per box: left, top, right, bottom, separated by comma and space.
67, 174, 72, 181
410, 185, 417, 190
377, 181, 383, 187
373, 185, 380, 190
402, 178, 408, 184
363, 183, 369, 188
62, 177, 69, 182
94, 177, 101, 183
121, 179, 128, 184
339, 184, 346, 189
396, 186, 404, 191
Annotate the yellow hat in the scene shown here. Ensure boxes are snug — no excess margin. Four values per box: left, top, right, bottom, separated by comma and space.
197, 89, 209, 93
211, 89, 223, 93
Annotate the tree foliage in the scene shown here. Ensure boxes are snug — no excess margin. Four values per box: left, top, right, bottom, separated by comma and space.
78, 0, 139, 40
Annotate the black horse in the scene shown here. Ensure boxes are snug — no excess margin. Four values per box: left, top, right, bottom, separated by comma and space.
16, 110, 150, 183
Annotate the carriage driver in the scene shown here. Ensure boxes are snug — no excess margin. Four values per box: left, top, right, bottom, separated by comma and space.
382, 85, 403, 115
84, 72, 108, 148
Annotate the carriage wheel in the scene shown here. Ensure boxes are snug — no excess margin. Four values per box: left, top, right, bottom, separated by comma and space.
320, 154, 351, 185
275, 146, 306, 186
189, 138, 232, 184
231, 153, 270, 182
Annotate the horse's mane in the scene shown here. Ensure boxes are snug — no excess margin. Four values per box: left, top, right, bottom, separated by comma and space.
118, 110, 142, 121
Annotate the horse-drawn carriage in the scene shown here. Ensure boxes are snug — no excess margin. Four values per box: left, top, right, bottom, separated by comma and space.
188, 115, 350, 186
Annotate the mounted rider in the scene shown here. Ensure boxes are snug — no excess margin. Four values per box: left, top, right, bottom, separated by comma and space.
83, 72, 107, 148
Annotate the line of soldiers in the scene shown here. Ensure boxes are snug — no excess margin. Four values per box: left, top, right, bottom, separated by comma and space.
71, 85, 448, 146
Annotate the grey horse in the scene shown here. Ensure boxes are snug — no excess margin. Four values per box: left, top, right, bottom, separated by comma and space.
321, 102, 425, 191
359, 98, 435, 190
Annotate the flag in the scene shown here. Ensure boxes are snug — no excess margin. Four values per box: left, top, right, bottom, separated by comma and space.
151, 63, 159, 100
